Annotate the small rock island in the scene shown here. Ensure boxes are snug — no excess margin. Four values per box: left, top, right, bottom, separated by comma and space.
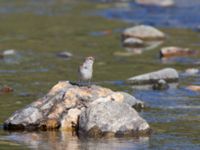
4, 81, 151, 137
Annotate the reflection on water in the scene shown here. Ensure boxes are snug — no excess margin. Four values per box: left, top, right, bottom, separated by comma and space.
124, 41, 164, 54
2, 131, 149, 150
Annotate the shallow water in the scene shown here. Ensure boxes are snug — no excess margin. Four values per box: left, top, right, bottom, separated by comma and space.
0, 0, 200, 149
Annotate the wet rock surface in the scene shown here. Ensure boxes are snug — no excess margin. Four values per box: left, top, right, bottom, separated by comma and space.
4, 81, 149, 137
127, 68, 179, 85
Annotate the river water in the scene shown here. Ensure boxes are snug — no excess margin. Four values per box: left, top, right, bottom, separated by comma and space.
0, 0, 200, 149
98, 0, 200, 29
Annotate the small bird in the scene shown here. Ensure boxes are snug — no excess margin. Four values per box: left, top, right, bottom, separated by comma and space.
78, 56, 95, 86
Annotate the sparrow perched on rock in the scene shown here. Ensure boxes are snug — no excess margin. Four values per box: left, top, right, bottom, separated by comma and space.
78, 56, 95, 85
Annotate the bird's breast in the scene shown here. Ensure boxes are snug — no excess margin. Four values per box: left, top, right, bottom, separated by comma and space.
80, 67, 93, 80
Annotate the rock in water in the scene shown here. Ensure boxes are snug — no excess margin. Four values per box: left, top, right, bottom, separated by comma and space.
0, 85, 13, 94
160, 46, 197, 58
4, 81, 149, 137
3, 49, 16, 56
121, 25, 165, 53
57, 51, 73, 59
185, 68, 199, 76
127, 68, 179, 85
152, 79, 169, 90
79, 99, 150, 137
186, 85, 200, 92
135, 0, 174, 7
122, 25, 165, 40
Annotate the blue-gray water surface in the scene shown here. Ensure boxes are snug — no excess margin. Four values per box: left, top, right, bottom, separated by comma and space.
98, 0, 200, 29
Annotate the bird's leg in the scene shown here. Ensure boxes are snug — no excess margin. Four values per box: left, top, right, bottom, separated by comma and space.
78, 79, 82, 86
88, 79, 92, 87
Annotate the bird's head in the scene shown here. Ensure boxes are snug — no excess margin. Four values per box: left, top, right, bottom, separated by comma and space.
86, 56, 95, 61
83, 56, 95, 68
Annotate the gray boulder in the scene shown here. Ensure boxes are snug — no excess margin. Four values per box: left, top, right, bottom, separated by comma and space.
6, 107, 43, 127
122, 25, 165, 40
79, 99, 151, 137
127, 68, 179, 85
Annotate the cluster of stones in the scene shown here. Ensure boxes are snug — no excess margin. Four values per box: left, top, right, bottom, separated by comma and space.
121, 25, 165, 54
4, 81, 151, 137
121, 25, 197, 57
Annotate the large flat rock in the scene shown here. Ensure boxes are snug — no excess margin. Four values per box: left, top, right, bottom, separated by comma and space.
127, 68, 179, 85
